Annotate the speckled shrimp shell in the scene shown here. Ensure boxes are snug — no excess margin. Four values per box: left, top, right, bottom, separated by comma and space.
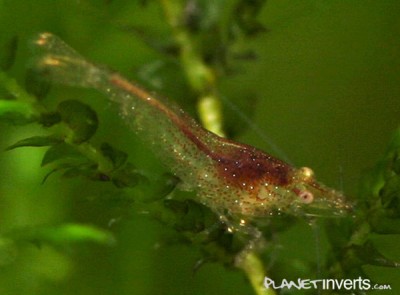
33, 33, 352, 219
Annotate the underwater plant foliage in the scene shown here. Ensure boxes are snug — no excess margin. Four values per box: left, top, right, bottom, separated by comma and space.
1, 1, 400, 294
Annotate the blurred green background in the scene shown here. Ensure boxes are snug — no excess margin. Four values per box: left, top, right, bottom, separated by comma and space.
0, 1, 399, 294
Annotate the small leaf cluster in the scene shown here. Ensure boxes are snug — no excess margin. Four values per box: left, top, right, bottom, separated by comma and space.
324, 129, 400, 291
162, 199, 251, 268
0, 37, 145, 260
180, 0, 267, 68
0, 32, 253, 274
129, 0, 268, 78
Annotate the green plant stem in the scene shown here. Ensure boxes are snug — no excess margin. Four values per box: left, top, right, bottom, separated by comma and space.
160, 0, 225, 137
74, 142, 114, 174
236, 251, 276, 295
159, 2, 273, 295
0, 71, 39, 117
0, 71, 114, 175
0, 72, 36, 104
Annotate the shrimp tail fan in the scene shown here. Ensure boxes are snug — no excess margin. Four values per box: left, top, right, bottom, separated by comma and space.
32, 32, 110, 91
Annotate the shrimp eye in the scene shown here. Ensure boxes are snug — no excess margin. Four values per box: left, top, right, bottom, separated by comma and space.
298, 190, 314, 204
298, 167, 314, 180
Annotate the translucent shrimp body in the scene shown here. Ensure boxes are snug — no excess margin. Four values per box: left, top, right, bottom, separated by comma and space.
34, 33, 352, 218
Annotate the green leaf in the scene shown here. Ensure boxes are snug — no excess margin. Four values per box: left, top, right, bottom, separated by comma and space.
352, 241, 400, 268
39, 224, 116, 246
41, 163, 100, 183
370, 216, 400, 234
57, 100, 98, 144
0, 100, 36, 125
157, 173, 180, 195
0, 35, 18, 71
372, 129, 400, 216
0, 72, 36, 103
164, 199, 189, 216
9, 224, 115, 247
164, 199, 215, 233
41, 167, 62, 184
62, 164, 106, 181
361, 128, 400, 211
6, 136, 62, 151
41, 143, 87, 166
0, 100, 30, 114
380, 175, 400, 217
111, 163, 145, 188
122, 26, 179, 57
177, 200, 208, 233
100, 143, 128, 170
144, 173, 180, 201
386, 127, 400, 152
233, 0, 268, 36
39, 111, 62, 127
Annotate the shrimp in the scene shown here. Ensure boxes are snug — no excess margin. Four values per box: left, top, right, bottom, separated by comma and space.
33, 33, 352, 220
